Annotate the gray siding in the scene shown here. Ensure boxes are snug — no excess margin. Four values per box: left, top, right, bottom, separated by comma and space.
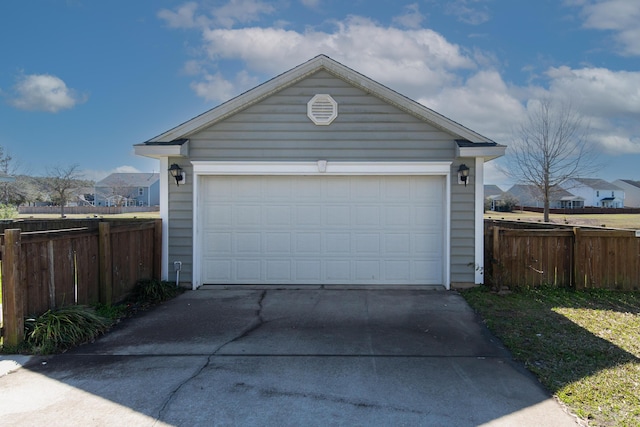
168, 70, 476, 285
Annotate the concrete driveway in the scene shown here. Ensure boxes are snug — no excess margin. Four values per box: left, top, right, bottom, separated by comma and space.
0, 289, 578, 426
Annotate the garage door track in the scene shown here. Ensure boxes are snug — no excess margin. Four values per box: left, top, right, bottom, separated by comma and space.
0, 289, 578, 426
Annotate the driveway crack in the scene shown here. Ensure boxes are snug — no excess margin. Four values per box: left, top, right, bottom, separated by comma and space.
153, 290, 267, 424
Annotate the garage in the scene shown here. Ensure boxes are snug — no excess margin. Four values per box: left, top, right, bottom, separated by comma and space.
136, 55, 505, 289
198, 173, 446, 286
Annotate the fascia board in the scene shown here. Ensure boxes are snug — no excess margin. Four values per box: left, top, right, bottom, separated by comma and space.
456, 144, 506, 160
134, 141, 189, 158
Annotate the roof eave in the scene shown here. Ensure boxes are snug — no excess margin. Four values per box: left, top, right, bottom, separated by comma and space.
134, 140, 190, 159
456, 143, 506, 161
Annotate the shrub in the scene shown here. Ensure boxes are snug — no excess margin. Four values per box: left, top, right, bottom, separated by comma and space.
24, 305, 111, 354
0, 203, 18, 219
128, 279, 183, 305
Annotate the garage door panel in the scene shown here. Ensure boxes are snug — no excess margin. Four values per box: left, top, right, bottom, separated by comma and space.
237, 233, 261, 253
355, 206, 380, 226
296, 206, 322, 226
355, 233, 380, 254
296, 261, 321, 280
237, 205, 262, 226
265, 232, 291, 253
385, 234, 411, 254
386, 260, 411, 280
326, 233, 351, 253
201, 175, 444, 285
385, 206, 411, 226
296, 233, 322, 253
325, 206, 351, 226
237, 260, 261, 280
266, 260, 292, 280
356, 261, 380, 280
206, 232, 232, 254
266, 205, 292, 225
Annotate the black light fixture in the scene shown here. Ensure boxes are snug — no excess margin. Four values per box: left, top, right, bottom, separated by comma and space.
458, 164, 470, 186
168, 163, 184, 186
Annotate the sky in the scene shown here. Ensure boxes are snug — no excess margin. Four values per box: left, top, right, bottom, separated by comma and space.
1, 0, 639, 187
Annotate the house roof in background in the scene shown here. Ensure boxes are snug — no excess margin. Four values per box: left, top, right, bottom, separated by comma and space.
507, 184, 578, 201
96, 173, 159, 187
571, 178, 622, 190
484, 185, 503, 197
617, 179, 640, 189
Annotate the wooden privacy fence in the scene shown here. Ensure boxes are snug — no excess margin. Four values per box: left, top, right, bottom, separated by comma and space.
1, 219, 161, 347
485, 220, 640, 290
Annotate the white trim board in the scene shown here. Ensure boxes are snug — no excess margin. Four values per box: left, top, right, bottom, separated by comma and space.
191, 161, 452, 290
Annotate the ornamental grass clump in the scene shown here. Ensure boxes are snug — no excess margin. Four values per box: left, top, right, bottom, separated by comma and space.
128, 278, 183, 306
25, 305, 111, 354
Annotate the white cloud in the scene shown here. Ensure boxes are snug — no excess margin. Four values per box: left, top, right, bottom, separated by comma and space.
392, 3, 425, 29
9, 73, 86, 113
199, 16, 476, 97
300, 0, 320, 8
444, 0, 491, 25
190, 72, 236, 102
157, 2, 208, 29
213, 0, 276, 28
158, 0, 275, 29
574, 0, 640, 56
426, 70, 526, 144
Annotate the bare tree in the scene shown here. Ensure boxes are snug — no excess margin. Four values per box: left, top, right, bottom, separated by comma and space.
45, 164, 83, 217
0, 146, 23, 205
503, 98, 599, 222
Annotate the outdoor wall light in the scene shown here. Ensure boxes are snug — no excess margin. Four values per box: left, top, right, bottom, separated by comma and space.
168, 163, 185, 186
458, 163, 470, 186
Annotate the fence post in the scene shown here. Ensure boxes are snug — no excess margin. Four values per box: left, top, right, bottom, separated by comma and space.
98, 222, 113, 305
2, 229, 24, 347
490, 226, 500, 286
153, 219, 162, 281
572, 227, 579, 288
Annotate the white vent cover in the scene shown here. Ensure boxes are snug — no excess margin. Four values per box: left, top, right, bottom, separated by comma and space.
307, 94, 338, 125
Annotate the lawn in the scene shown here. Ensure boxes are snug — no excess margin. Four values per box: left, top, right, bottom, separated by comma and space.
462, 287, 640, 426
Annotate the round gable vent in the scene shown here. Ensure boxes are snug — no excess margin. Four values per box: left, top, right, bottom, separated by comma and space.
307, 94, 338, 125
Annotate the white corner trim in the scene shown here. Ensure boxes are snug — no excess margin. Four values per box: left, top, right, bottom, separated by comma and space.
475, 157, 484, 284
159, 157, 169, 281
191, 161, 452, 175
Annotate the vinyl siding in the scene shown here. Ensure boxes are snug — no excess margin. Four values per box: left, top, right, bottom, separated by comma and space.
168, 70, 476, 285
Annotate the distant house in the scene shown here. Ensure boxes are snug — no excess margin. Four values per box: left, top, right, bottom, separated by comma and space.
561, 178, 624, 208
507, 184, 584, 209
484, 185, 508, 211
613, 180, 640, 207
95, 173, 160, 207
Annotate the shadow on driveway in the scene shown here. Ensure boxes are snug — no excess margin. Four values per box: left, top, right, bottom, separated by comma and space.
0, 289, 578, 426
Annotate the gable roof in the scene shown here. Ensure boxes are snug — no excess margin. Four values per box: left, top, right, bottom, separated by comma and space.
507, 184, 583, 203
136, 55, 504, 159
96, 173, 159, 188
570, 178, 621, 190
616, 179, 640, 189
484, 185, 504, 197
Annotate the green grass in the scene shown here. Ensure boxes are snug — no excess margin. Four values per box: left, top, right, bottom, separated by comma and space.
462, 287, 640, 426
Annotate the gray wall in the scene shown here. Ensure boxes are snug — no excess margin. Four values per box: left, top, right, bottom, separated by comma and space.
168, 70, 476, 285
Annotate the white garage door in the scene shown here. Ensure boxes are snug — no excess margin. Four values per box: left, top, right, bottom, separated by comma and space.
200, 175, 444, 285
